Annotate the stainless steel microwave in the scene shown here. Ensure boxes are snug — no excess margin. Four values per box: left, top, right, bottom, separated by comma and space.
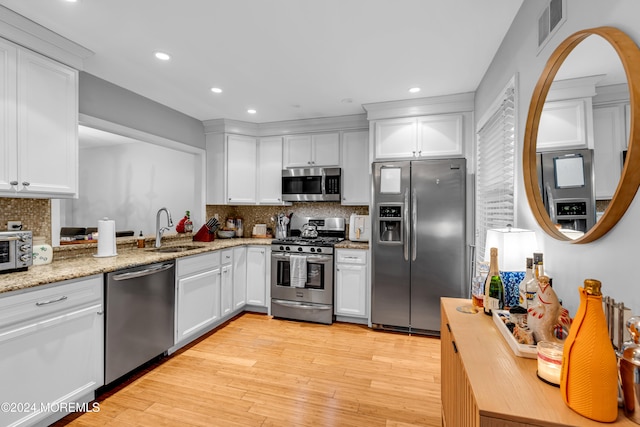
281, 167, 341, 202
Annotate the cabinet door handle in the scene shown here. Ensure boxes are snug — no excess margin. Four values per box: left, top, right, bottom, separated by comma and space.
9, 180, 18, 186
452, 341, 458, 353
36, 295, 68, 306
22, 181, 30, 187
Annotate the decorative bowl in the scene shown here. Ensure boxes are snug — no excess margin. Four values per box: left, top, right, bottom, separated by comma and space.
217, 229, 235, 239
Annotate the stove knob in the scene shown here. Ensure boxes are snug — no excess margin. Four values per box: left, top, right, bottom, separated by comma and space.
279, 246, 284, 251
297, 247, 303, 252
310, 248, 315, 253
285, 246, 290, 251
317, 248, 322, 253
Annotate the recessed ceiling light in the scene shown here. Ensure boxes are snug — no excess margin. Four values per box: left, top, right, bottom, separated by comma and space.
211, 87, 223, 94
247, 109, 257, 114
154, 51, 171, 61
409, 87, 421, 93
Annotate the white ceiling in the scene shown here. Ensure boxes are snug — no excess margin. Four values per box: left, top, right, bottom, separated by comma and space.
0, 0, 523, 123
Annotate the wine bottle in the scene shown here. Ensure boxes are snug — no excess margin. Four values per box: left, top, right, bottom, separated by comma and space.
483, 247, 504, 315
560, 279, 618, 422
519, 257, 534, 308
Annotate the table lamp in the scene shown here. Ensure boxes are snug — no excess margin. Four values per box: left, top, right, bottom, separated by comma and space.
485, 225, 538, 307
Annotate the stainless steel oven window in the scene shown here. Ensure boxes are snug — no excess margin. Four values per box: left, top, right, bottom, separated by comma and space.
271, 253, 332, 290
0, 241, 9, 264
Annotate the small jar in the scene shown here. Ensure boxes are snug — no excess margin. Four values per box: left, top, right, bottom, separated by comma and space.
537, 341, 563, 386
137, 231, 145, 249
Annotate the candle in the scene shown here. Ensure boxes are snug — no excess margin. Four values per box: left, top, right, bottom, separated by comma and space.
537, 341, 564, 386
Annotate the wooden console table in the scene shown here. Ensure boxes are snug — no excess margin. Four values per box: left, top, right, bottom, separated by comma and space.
440, 297, 635, 426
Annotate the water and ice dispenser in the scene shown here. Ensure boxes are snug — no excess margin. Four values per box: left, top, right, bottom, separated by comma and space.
378, 205, 402, 242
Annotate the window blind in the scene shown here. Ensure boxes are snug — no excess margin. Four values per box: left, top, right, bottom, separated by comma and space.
475, 83, 516, 266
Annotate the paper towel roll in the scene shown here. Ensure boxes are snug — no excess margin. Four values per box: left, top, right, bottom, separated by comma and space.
96, 218, 117, 257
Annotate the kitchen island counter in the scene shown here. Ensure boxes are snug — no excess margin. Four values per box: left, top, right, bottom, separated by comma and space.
0, 237, 272, 295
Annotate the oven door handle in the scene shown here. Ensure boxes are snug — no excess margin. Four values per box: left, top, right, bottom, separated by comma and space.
272, 253, 291, 260
272, 299, 333, 310
305, 255, 332, 263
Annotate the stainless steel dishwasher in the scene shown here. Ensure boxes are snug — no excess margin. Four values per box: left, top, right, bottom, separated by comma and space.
104, 261, 175, 385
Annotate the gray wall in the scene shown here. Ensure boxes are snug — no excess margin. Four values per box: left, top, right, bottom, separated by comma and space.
475, 0, 640, 314
79, 72, 205, 149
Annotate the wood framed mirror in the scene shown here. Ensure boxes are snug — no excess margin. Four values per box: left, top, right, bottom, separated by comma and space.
523, 26, 640, 243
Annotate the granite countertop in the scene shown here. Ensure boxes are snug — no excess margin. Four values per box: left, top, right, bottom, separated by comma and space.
0, 237, 272, 296
335, 240, 369, 250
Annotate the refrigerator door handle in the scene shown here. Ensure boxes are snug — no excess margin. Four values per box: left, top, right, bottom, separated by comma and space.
412, 187, 417, 261
403, 188, 409, 261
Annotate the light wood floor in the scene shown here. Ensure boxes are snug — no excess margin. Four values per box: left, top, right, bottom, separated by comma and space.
54, 313, 442, 427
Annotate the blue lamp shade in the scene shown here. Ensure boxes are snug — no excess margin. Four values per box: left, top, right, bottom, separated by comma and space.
485, 227, 538, 307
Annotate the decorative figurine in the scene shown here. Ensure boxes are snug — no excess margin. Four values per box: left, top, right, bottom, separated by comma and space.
527, 275, 561, 343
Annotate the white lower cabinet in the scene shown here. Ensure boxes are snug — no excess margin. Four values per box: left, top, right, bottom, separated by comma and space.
221, 249, 234, 317
175, 251, 221, 344
233, 246, 247, 309
246, 246, 269, 307
0, 275, 103, 427
335, 249, 369, 319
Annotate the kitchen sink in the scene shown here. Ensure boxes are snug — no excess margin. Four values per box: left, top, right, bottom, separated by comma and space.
150, 245, 205, 253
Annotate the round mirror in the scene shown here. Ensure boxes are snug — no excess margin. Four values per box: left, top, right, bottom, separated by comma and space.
523, 27, 640, 243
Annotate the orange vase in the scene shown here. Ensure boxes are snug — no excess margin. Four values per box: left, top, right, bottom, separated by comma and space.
559, 279, 618, 422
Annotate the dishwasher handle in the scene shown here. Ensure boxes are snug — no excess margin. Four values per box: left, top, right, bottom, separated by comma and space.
111, 262, 174, 281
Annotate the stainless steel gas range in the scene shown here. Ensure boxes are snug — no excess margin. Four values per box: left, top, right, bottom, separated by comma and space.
270, 217, 345, 325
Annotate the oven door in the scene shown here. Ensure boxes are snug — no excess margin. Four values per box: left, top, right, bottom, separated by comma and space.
270, 252, 333, 305
0, 238, 16, 271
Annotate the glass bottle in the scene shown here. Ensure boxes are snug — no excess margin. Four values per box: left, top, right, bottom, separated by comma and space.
184, 210, 193, 232
483, 247, 504, 315
560, 279, 618, 422
533, 252, 544, 279
519, 257, 534, 309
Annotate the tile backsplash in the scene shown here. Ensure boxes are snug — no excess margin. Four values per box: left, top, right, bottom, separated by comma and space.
0, 198, 51, 242
206, 203, 368, 237
1, 198, 367, 245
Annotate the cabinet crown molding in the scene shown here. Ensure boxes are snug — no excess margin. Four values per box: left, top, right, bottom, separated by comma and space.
363, 92, 474, 121
0, 5, 93, 69
203, 114, 368, 136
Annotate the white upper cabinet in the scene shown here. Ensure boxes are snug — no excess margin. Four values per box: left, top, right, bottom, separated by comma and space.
372, 114, 464, 160
257, 136, 284, 204
373, 117, 417, 159
0, 39, 17, 194
593, 104, 627, 200
227, 135, 257, 204
341, 130, 370, 205
537, 98, 593, 151
283, 132, 340, 167
417, 115, 463, 157
207, 133, 287, 205
0, 38, 78, 197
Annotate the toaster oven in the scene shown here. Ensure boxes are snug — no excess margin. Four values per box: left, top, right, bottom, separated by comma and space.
0, 231, 33, 273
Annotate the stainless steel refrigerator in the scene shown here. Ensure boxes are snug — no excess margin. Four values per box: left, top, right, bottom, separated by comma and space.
371, 159, 467, 335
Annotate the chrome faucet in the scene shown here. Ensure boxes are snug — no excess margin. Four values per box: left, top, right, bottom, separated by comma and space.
155, 207, 173, 248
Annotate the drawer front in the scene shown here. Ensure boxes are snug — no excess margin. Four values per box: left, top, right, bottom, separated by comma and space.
221, 249, 233, 265
336, 249, 367, 264
177, 251, 221, 277
0, 274, 103, 329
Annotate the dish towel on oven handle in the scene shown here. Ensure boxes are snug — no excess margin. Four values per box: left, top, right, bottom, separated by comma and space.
290, 254, 307, 288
